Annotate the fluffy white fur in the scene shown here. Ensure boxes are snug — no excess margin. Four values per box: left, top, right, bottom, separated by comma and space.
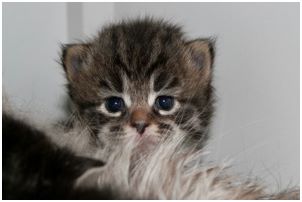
3, 101, 299, 200
46, 119, 299, 200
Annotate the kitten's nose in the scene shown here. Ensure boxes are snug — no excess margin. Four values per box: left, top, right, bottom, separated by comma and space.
130, 109, 150, 135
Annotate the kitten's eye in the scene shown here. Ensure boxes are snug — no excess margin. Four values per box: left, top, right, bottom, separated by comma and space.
155, 96, 174, 111
105, 97, 125, 113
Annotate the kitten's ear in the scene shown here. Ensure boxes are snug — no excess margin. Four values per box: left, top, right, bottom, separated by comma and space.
186, 39, 215, 71
61, 43, 90, 81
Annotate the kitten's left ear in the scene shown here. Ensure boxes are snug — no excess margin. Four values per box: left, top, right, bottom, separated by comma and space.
185, 39, 215, 71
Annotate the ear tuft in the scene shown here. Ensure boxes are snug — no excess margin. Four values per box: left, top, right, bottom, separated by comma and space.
186, 39, 215, 71
61, 43, 90, 81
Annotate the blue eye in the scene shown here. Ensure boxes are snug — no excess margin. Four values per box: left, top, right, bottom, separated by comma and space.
105, 97, 125, 113
155, 96, 174, 111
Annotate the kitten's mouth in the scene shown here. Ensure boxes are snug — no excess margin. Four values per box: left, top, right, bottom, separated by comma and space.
122, 125, 163, 152
134, 133, 159, 151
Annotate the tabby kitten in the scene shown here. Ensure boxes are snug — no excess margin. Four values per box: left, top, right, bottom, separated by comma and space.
61, 18, 215, 151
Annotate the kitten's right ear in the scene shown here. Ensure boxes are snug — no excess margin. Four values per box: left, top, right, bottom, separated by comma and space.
61, 44, 90, 81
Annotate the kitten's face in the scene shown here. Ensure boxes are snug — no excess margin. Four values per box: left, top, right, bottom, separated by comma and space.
62, 19, 214, 149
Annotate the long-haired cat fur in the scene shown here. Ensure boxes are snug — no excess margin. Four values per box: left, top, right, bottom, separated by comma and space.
2, 18, 299, 199
3, 109, 298, 199
75, 129, 299, 200
3, 109, 299, 199
2, 111, 117, 199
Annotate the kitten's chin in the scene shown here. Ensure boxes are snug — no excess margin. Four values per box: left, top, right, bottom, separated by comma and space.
133, 134, 160, 154
128, 135, 159, 165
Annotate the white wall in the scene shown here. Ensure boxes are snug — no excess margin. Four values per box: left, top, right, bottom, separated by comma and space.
3, 3, 299, 190
3, 3, 68, 123
82, 3, 114, 38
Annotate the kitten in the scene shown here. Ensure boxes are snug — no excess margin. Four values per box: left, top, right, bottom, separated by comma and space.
58, 18, 298, 199
61, 18, 215, 154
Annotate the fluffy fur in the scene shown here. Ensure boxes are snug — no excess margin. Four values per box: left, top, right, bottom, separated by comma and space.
2, 112, 110, 199
69, 124, 299, 200
2, 107, 299, 199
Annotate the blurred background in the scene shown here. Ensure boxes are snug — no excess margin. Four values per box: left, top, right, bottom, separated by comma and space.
3, 3, 299, 191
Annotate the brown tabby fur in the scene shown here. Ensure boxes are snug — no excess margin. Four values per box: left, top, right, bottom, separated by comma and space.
61, 18, 215, 151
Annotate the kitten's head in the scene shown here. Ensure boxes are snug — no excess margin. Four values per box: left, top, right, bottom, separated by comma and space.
61, 18, 215, 149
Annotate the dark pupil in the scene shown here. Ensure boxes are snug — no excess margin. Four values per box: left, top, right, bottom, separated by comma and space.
156, 96, 174, 111
105, 97, 124, 113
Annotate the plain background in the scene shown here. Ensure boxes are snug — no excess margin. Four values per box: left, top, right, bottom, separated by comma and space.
3, 3, 299, 190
